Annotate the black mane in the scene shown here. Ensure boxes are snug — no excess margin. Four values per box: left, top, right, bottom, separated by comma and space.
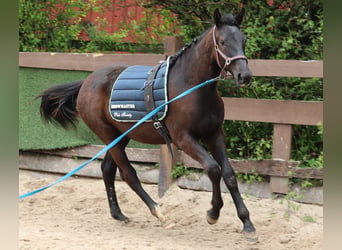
168, 29, 208, 67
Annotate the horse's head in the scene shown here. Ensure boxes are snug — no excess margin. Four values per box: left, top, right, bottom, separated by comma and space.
212, 9, 252, 87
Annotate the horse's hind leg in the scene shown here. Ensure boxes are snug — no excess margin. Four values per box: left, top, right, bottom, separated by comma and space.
108, 146, 166, 223
82, 117, 164, 222
101, 151, 129, 222
205, 128, 256, 233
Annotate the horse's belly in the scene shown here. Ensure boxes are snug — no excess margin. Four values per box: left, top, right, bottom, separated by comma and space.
112, 121, 166, 145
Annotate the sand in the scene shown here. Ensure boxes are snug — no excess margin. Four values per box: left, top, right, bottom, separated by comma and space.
19, 170, 323, 250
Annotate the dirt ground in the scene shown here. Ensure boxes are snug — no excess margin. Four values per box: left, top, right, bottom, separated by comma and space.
19, 170, 323, 250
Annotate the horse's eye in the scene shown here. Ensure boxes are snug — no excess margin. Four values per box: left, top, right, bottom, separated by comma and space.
220, 40, 225, 46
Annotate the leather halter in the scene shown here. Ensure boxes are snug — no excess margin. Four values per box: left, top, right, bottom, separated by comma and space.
212, 25, 248, 78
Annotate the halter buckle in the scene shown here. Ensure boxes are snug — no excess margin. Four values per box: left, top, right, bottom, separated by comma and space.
225, 58, 232, 66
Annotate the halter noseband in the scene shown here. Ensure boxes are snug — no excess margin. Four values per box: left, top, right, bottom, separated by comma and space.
212, 26, 248, 78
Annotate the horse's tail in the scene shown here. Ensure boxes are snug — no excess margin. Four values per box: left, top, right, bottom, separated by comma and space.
37, 80, 84, 129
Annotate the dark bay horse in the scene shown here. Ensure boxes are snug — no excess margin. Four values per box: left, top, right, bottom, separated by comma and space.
38, 9, 256, 234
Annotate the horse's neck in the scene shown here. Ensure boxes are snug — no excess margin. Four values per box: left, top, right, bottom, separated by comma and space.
171, 32, 220, 87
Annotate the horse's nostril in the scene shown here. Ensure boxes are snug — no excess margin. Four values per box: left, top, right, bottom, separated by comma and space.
238, 73, 244, 83
236, 72, 252, 87
238, 73, 246, 82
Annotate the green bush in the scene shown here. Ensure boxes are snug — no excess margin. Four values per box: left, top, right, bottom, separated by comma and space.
218, 77, 323, 167
20, 0, 86, 52
220, 1, 322, 167
19, 0, 175, 53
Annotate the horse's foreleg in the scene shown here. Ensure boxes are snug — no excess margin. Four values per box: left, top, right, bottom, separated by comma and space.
109, 148, 165, 223
101, 151, 129, 222
205, 129, 256, 234
176, 134, 223, 225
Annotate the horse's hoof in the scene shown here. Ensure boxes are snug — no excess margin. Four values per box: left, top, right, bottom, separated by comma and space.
121, 217, 130, 224
206, 210, 218, 225
113, 213, 130, 223
242, 230, 258, 242
151, 205, 166, 223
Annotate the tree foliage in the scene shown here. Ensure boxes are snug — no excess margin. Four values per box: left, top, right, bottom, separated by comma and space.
143, 0, 323, 60
19, 0, 115, 52
142, 0, 240, 39
19, 0, 177, 52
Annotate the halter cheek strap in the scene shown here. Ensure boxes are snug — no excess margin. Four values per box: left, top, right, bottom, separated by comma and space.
212, 26, 248, 77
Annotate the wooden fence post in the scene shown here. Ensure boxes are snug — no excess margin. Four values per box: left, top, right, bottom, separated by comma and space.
158, 144, 179, 197
164, 36, 184, 58
157, 36, 184, 197
270, 124, 293, 194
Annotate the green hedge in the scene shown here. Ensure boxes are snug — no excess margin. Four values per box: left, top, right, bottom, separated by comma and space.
218, 77, 323, 168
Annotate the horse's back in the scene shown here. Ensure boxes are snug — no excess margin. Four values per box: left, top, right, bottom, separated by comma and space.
83, 64, 128, 93
77, 64, 127, 125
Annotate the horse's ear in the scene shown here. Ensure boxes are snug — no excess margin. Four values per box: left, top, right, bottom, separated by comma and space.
234, 8, 245, 25
214, 9, 222, 26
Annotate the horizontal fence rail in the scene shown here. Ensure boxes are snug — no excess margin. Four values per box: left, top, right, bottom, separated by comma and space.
25, 145, 323, 180
19, 52, 323, 78
19, 52, 166, 70
223, 98, 322, 125
19, 51, 323, 196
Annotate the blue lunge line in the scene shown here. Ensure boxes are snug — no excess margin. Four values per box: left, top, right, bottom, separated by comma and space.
19, 77, 219, 199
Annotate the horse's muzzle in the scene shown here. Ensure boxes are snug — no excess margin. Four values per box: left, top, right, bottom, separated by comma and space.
235, 70, 252, 87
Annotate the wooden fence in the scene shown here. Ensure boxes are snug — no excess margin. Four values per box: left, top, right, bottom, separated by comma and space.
19, 38, 323, 196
